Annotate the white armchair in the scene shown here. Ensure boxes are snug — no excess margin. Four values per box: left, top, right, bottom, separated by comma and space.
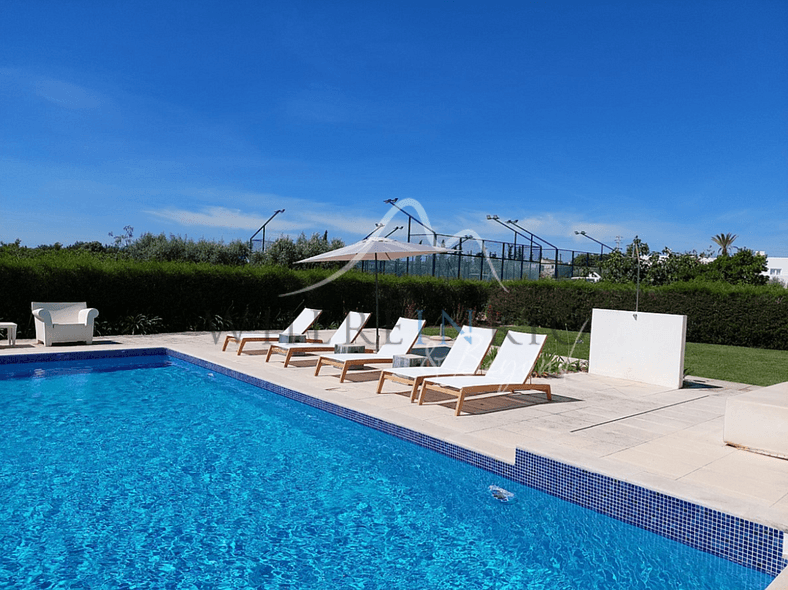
31, 302, 99, 346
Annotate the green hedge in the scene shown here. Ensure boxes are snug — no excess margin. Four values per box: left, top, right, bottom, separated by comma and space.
0, 253, 490, 338
2, 253, 786, 349
487, 279, 788, 350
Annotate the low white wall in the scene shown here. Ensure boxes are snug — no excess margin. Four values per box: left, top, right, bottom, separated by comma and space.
724, 381, 788, 459
589, 308, 687, 389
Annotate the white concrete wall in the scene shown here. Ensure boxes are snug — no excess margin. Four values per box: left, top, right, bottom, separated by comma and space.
589, 308, 687, 389
724, 381, 788, 459
763, 256, 788, 286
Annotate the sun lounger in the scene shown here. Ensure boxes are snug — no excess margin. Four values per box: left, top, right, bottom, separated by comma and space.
265, 311, 372, 367
376, 325, 496, 401
314, 317, 423, 382
222, 308, 322, 355
418, 331, 551, 416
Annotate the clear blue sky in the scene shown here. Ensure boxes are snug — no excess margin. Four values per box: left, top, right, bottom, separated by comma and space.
2, 0, 786, 255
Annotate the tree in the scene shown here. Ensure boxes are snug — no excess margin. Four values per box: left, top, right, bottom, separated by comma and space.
598, 240, 650, 283
698, 249, 767, 285
645, 249, 705, 286
711, 233, 737, 257
251, 232, 345, 268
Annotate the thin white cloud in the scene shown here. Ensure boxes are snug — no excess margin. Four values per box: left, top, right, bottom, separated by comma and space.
145, 203, 383, 238
147, 206, 262, 230
34, 78, 102, 109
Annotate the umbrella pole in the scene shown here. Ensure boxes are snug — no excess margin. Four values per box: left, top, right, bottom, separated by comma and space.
375, 253, 380, 351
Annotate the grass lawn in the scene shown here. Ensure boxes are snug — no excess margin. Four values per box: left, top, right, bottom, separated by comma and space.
422, 325, 788, 387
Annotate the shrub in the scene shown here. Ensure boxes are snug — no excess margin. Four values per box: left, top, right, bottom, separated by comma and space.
487, 279, 788, 350
0, 251, 490, 339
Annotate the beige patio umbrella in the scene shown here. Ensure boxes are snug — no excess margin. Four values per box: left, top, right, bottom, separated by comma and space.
297, 237, 448, 350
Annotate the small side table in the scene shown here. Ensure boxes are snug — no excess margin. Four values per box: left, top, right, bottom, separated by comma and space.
392, 354, 428, 368
0, 322, 17, 346
335, 344, 366, 354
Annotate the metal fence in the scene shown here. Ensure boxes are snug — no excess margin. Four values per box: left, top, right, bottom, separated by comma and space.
358, 236, 608, 282
254, 232, 608, 282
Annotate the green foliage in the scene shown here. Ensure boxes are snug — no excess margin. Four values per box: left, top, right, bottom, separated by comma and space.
571, 252, 603, 274
0, 237, 781, 351
66, 241, 114, 254
598, 249, 642, 283
697, 249, 767, 285
108, 225, 135, 248
644, 249, 705, 285
250, 232, 345, 268
97, 313, 164, 336
711, 232, 737, 257
600, 241, 765, 287
0, 249, 490, 339
487, 279, 788, 350
124, 233, 250, 266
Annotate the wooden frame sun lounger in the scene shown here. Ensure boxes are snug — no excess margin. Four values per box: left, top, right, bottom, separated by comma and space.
419, 331, 551, 416
222, 308, 322, 355
314, 317, 423, 382
265, 311, 371, 367
376, 325, 496, 401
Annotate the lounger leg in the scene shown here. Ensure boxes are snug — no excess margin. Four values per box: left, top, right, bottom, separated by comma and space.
283, 350, 294, 368
528, 383, 552, 401
376, 372, 387, 394
236, 340, 246, 355
409, 377, 425, 402
339, 362, 351, 383
265, 347, 275, 362
417, 382, 429, 405
222, 335, 234, 352
314, 358, 324, 376
454, 389, 468, 416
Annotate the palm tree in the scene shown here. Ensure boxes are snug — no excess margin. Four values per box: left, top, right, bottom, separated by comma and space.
711, 233, 738, 257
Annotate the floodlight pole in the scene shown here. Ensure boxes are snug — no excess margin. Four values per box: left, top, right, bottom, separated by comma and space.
506, 219, 560, 279
487, 215, 527, 277
633, 235, 641, 315
250, 209, 285, 253
575, 230, 613, 257
457, 235, 472, 279
384, 197, 439, 275
364, 223, 384, 239
375, 253, 380, 351
487, 214, 529, 246
384, 198, 438, 245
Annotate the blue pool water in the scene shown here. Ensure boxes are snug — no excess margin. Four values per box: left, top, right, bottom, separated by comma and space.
0, 356, 774, 589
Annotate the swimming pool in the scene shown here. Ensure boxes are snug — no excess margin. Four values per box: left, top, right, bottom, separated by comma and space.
0, 352, 777, 589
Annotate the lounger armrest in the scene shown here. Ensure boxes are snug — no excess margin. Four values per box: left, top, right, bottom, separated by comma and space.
78, 308, 99, 325
32, 308, 53, 325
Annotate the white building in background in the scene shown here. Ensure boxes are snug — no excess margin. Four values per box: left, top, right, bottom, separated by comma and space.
763, 256, 788, 286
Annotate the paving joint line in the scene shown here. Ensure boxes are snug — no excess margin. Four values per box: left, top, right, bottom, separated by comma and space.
570, 394, 711, 432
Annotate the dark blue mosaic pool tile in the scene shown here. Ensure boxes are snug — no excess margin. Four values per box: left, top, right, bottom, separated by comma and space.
0, 347, 168, 365
512, 448, 787, 577
4, 348, 785, 578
